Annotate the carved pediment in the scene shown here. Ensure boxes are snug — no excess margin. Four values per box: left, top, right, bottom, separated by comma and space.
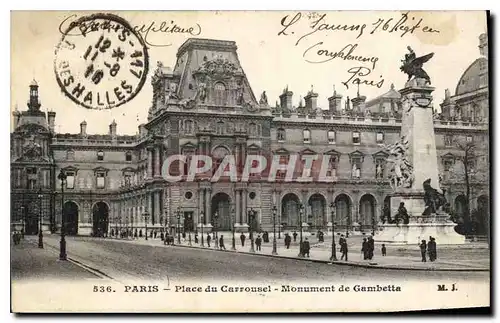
274, 148, 290, 155
349, 150, 365, 163
62, 166, 79, 175
247, 143, 261, 151
194, 56, 240, 78
299, 148, 317, 155
325, 149, 341, 157
93, 166, 109, 175
372, 150, 389, 159
121, 167, 136, 174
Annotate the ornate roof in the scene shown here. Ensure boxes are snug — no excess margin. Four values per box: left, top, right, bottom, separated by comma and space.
365, 84, 401, 108
455, 57, 488, 96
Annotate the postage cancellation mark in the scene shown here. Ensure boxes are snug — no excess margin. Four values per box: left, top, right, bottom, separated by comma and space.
54, 13, 149, 110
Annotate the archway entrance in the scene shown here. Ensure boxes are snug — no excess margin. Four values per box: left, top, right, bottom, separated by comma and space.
63, 201, 79, 236
334, 194, 352, 229
476, 195, 489, 235
454, 195, 468, 220
211, 192, 231, 231
308, 194, 327, 229
281, 193, 301, 228
359, 194, 376, 227
92, 201, 109, 237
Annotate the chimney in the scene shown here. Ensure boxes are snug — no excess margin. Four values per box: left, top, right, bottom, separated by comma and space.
351, 94, 367, 114
80, 120, 87, 136
304, 85, 318, 112
12, 106, 21, 128
109, 119, 117, 137
328, 86, 342, 113
27, 79, 41, 112
279, 86, 293, 110
47, 111, 56, 132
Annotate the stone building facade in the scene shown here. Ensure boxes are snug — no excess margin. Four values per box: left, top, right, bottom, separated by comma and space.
10, 36, 489, 236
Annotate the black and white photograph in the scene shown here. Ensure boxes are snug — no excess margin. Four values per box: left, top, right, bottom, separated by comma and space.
9, 10, 490, 312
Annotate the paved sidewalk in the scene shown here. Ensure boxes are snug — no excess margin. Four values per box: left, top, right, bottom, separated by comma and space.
110, 235, 490, 271
11, 237, 100, 281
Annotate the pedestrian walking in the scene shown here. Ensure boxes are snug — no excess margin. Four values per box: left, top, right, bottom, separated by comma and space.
381, 244, 387, 256
368, 236, 375, 260
134, 229, 138, 239
240, 233, 246, 247
194, 233, 199, 244
293, 231, 297, 242
428, 237, 437, 262
219, 235, 226, 250
263, 231, 269, 243
20, 228, 24, 239
361, 238, 368, 260
160, 232, 165, 241
206, 233, 211, 247
182, 231, 186, 239
318, 230, 324, 243
255, 235, 262, 251
303, 238, 311, 258
154, 230, 158, 239
419, 239, 427, 262
284, 233, 291, 249
340, 239, 348, 261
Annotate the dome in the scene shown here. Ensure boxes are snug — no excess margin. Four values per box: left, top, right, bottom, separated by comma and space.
455, 57, 488, 96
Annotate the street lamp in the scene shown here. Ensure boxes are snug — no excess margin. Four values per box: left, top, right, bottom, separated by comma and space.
298, 203, 304, 257
272, 205, 278, 255
249, 208, 255, 253
115, 215, 119, 239
57, 169, 67, 261
188, 213, 192, 246
20, 206, 25, 239
143, 211, 150, 240
200, 211, 205, 247
176, 207, 181, 245
37, 189, 43, 249
231, 207, 236, 250
329, 202, 337, 261
213, 211, 219, 249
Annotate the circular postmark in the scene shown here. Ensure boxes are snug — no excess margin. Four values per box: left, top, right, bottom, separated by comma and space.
54, 13, 149, 110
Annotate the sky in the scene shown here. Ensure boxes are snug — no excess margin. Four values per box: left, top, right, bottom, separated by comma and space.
10, 11, 487, 135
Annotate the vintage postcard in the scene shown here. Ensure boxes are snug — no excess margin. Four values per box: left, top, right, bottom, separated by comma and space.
10, 10, 490, 313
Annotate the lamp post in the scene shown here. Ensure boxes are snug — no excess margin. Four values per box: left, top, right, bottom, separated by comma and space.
329, 202, 337, 261
176, 207, 181, 245
188, 213, 192, 246
37, 189, 43, 249
298, 203, 304, 257
143, 211, 150, 240
57, 169, 67, 260
231, 207, 236, 251
200, 211, 205, 247
20, 206, 25, 239
115, 215, 119, 239
249, 208, 255, 253
213, 211, 218, 249
272, 205, 278, 255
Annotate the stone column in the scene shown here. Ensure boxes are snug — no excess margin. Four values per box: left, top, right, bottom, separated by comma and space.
147, 147, 153, 179
235, 189, 241, 225
205, 188, 212, 226
154, 190, 161, 226
154, 146, 161, 178
241, 189, 247, 225
198, 188, 204, 225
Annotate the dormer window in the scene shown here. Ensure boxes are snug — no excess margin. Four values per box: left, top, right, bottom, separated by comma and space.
214, 82, 227, 106
97, 150, 104, 161
125, 151, 132, 162
66, 150, 75, 160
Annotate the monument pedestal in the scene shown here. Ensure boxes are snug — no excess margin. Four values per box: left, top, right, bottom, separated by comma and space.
377, 221, 465, 245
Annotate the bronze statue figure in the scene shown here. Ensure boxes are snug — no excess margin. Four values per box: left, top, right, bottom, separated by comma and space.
422, 178, 447, 215
400, 46, 434, 85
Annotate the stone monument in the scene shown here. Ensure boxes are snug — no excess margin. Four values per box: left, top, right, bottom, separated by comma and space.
376, 47, 465, 245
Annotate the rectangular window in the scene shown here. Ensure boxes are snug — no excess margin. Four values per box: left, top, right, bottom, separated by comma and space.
126, 152, 132, 162
444, 135, 453, 147
466, 135, 473, 143
328, 131, 336, 144
66, 171, 75, 189
277, 129, 285, 142
352, 131, 360, 144
351, 158, 362, 178
26, 167, 37, 175
303, 129, 311, 143
97, 151, 104, 161
376, 132, 384, 144
96, 172, 106, 189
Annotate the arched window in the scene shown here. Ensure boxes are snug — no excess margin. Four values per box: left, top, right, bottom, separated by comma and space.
97, 150, 104, 161
214, 82, 227, 106
303, 129, 311, 143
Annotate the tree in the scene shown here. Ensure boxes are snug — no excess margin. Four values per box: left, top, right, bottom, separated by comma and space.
447, 136, 489, 236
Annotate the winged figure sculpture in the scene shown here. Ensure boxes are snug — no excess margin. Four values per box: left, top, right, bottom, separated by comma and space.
400, 46, 434, 85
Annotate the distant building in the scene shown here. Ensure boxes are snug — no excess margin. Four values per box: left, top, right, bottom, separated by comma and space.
10, 36, 489, 236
